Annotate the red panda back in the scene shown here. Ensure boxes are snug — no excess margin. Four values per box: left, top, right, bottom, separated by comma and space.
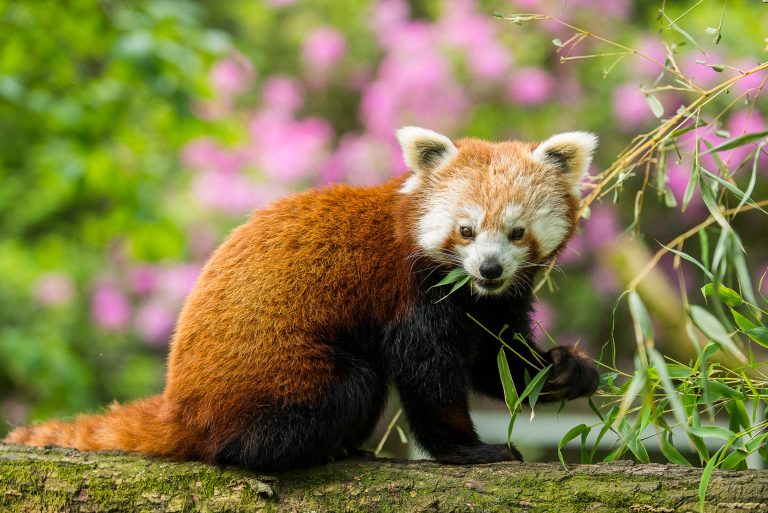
162, 177, 416, 459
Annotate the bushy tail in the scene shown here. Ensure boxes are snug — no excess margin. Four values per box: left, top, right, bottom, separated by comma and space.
3, 395, 180, 458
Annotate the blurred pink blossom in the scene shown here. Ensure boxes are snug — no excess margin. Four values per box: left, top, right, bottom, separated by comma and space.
248, 110, 333, 182
632, 36, 668, 77
302, 27, 347, 71
370, 0, 410, 49
91, 280, 131, 330
320, 133, 399, 185
34, 273, 75, 306
584, 204, 620, 249
191, 169, 263, 214
724, 110, 767, 171
531, 301, 553, 340
437, 0, 510, 80
732, 58, 768, 96
128, 266, 159, 296
210, 53, 254, 97
182, 138, 248, 174
665, 160, 704, 218
559, 233, 585, 265
506, 67, 555, 106
135, 300, 176, 347
157, 264, 202, 303
264, 0, 297, 7
262, 75, 304, 113
612, 83, 654, 131
567, 0, 631, 19
681, 52, 724, 89
360, 20, 467, 137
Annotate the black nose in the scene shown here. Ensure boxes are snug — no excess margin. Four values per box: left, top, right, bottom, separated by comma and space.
479, 259, 503, 279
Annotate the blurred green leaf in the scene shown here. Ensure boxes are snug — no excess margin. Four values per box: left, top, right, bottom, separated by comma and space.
690, 305, 746, 362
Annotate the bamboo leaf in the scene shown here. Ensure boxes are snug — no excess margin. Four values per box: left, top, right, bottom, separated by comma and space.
629, 291, 654, 349
744, 328, 768, 348
689, 425, 736, 441
558, 423, 590, 468
645, 93, 664, 118
703, 130, 768, 153
690, 305, 746, 362
701, 283, 743, 307
661, 432, 692, 467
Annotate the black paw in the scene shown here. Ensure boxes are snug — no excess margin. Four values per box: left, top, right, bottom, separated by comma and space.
544, 346, 599, 401
434, 443, 522, 464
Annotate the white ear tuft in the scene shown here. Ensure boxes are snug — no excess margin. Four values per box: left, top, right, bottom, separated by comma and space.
396, 126, 458, 178
533, 131, 598, 189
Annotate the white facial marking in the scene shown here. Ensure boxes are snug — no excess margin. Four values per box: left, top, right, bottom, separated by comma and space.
415, 180, 468, 257
530, 207, 569, 256
503, 204, 523, 229
457, 203, 484, 229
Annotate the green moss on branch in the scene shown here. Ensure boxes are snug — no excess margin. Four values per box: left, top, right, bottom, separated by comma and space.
2, 444, 767, 512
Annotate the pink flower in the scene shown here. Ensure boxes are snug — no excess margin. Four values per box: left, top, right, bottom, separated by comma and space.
506, 67, 555, 106
612, 83, 654, 131
262, 75, 304, 113
34, 273, 75, 306
370, 0, 410, 50
665, 160, 704, 218
567, 0, 631, 19
632, 36, 668, 78
135, 300, 176, 347
91, 280, 131, 330
724, 110, 767, 171
248, 110, 333, 182
302, 27, 347, 70
732, 58, 768, 96
531, 302, 553, 340
182, 138, 248, 174
320, 133, 399, 185
359, 21, 467, 137
559, 233, 585, 265
157, 264, 202, 303
128, 266, 159, 296
584, 204, 620, 249
681, 52, 724, 89
264, 0, 296, 7
210, 53, 254, 98
191, 169, 264, 214
437, 0, 510, 80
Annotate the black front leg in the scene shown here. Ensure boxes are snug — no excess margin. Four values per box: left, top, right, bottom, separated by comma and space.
384, 294, 521, 464
394, 374, 521, 464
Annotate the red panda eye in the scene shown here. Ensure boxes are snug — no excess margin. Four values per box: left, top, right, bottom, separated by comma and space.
509, 228, 525, 241
459, 226, 474, 239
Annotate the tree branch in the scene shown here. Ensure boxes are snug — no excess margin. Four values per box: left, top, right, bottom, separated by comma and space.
2, 444, 767, 512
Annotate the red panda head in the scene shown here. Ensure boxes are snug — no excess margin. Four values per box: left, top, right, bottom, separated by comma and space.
397, 126, 597, 296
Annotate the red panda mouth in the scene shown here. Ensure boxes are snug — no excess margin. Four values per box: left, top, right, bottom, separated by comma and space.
474, 278, 505, 291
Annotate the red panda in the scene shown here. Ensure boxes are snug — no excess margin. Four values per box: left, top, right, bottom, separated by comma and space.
4, 127, 599, 469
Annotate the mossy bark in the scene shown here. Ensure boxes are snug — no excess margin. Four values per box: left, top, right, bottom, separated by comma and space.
2, 444, 768, 512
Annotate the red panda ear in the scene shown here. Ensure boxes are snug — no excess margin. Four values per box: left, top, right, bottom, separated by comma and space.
533, 131, 598, 193
396, 127, 458, 179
